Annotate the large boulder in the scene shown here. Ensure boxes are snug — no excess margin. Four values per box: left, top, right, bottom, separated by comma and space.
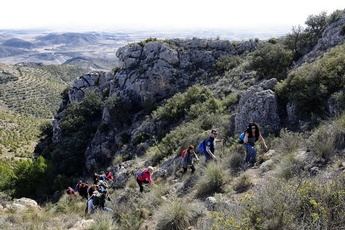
6, 198, 40, 212
235, 79, 280, 135
69, 219, 95, 230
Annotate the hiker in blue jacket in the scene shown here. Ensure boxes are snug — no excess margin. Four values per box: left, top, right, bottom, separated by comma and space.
197, 129, 219, 162
243, 123, 268, 167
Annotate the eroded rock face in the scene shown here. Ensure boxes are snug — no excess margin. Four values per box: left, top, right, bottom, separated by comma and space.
235, 79, 280, 135
49, 38, 259, 173
68, 72, 112, 103
300, 16, 345, 64
114, 39, 258, 107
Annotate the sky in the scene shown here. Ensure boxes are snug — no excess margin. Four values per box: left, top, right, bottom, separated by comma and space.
1, 0, 345, 31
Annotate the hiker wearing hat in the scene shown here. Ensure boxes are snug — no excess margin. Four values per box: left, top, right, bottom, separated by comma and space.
136, 166, 154, 193
182, 145, 199, 174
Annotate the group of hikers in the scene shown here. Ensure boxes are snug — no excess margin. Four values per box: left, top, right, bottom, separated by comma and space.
66, 122, 268, 212
66, 170, 114, 214
134, 122, 268, 192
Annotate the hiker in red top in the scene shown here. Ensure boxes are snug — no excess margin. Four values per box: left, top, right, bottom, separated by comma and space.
136, 166, 154, 193
105, 171, 114, 182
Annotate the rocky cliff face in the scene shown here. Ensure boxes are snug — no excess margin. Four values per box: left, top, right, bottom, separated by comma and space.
300, 15, 345, 64
113, 39, 257, 106
50, 38, 258, 172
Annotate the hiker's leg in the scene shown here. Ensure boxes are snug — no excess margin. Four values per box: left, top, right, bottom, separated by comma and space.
182, 167, 187, 174
250, 147, 257, 164
247, 145, 257, 164
191, 164, 195, 173
244, 144, 251, 163
137, 179, 144, 193
87, 199, 94, 214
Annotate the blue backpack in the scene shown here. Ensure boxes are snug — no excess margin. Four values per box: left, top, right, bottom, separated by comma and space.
197, 139, 207, 155
238, 132, 245, 144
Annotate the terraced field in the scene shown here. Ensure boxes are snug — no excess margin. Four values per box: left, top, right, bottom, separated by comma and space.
0, 63, 87, 159
0, 64, 86, 118
0, 109, 47, 159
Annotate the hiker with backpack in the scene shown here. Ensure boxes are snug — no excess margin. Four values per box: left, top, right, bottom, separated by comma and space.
86, 190, 113, 214
197, 129, 219, 162
239, 122, 268, 168
75, 180, 89, 199
136, 166, 154, 193
182, 145, 199, 174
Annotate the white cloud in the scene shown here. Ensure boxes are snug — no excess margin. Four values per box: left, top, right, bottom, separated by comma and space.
0, 0, 344, 30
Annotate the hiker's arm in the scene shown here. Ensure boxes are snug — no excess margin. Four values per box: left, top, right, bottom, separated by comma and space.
206, 146, 217, 160
259, 134, 268, 151
149, 174, 154, 185
193, 152, 199, 161
243, 133, 249, 143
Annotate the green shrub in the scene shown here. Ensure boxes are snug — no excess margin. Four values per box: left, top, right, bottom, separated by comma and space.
0, 161, 15, 191
277, 153, 305, 180
89, 212, 114, 230
200, 174, 345, 229
152, 85, 214, 122
233, 174, 252, 193
215, 55, 242, 73
228, 151, 244, 174
187, 97, 224, 120
276, 43, 345, 117
196, 163, 226, 197
156, 199, 202, 230
104, 95, 131, 125
327, 9, 345, 24
249, 43, 293, 80
0, 156, 50, 198
307, 122, 343, 159
272, 129, 303, 154
53, 194, 85, 215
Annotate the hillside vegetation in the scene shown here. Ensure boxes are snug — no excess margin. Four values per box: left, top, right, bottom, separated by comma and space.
0, 63, 86, 160
0, 9, 345, 230
0, 63, 85, 118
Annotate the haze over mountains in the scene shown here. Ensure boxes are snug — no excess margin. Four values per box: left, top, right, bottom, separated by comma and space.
0, 29, 287, 71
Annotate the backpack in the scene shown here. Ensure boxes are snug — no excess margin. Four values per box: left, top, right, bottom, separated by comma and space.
238, 132, 245, 144
179, 148, 188, 158
136, 169, 148, 179
197, 140, 207, 155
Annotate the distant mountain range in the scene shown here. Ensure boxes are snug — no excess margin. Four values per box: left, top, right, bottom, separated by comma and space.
0, 30, 287, 71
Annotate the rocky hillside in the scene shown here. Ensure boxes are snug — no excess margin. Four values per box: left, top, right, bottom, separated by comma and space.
45, 10, 345, 176
1, 10, 345, 230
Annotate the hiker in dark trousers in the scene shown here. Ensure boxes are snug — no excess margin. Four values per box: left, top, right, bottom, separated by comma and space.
204, 129, 218, 162
136, 166, 154, 193
243, 123, 268, 167
86, 190, 112, 214
182, 145, 199, 174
